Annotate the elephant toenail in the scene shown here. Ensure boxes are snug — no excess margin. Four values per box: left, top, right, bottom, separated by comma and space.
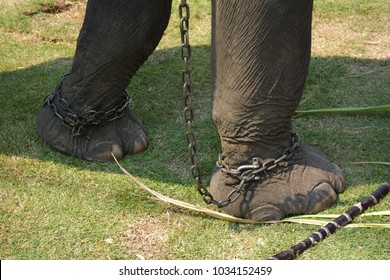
336, 173, 346, 193
306, 182, 337, 214
130, 132, 148, 154
86, 142, 124, 162
111, 144, 124, 160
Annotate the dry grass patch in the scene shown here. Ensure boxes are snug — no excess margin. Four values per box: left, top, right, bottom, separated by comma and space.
123, 214, 171, 260
3, 0, 86, 45
23, 0, 74, 16
0, 0, 27, 8
312, 19, 390, 59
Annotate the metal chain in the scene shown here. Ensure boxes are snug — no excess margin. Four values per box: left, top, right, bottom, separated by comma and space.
178, 1, 299, 208
45, 75, 131, 136
179, 0, 216, 205
218, 132, 300, 182
216, 132, 299, 207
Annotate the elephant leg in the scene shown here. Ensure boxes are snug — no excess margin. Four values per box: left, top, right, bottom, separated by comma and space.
210, 0, 345, 220
37, 0, 172, 161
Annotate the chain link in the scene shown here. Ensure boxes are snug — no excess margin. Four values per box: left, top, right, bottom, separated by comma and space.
218, 132, 300, 181
45, 75, 131, 136
179, 0, 216, 205
215, 132, 299, 207
179, 1, 299, 208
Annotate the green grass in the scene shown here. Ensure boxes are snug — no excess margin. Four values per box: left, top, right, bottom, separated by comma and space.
1, 0, 389, 260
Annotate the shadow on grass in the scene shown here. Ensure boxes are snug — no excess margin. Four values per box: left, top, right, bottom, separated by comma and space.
0, 46, 215, 185
0, 46, 389, 191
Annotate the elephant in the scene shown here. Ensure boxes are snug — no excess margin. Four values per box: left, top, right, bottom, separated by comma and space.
36, 0, 345, 221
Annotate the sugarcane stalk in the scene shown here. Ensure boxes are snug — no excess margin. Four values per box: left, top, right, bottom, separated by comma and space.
268, 181, 390, 260
295, 104, 390, 115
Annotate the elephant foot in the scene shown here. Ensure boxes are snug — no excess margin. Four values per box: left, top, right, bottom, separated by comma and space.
210, 134, 345, 221
37, 99, 148, 162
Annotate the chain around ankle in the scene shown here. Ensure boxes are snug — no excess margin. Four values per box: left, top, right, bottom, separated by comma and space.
217, 131, 300, 182
45, 75, 131, 136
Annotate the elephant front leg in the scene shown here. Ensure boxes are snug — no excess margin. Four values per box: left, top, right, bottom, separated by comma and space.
210, 0, 345, 221
37, 0, 172, 161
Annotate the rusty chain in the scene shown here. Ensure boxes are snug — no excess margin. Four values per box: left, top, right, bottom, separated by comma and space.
179, 0, 299, 208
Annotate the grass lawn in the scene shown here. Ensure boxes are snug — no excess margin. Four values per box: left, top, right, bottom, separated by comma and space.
0, 0, 389, 260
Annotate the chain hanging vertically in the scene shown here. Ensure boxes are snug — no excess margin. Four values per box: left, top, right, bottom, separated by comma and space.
179, 0, 216, 205
178, 0, 298, 208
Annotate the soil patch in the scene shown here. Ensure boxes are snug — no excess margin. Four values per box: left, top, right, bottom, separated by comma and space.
24, 1, 73, 16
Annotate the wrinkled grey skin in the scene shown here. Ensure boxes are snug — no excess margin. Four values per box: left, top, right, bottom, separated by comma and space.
37, 0, 345, 221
